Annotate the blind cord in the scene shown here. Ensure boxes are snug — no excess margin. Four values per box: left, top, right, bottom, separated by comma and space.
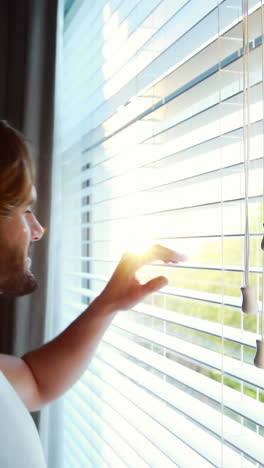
262, 1, 264, 341
243, 0, 250, 287
254, 1, 264, 368
241, 0, 258, 315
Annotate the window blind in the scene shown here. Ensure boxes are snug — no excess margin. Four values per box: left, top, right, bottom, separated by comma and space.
55, 0, 264, 466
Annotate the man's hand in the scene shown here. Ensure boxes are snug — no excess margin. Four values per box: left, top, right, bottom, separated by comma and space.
16, 244, 186, 410
97, 244, 187, 313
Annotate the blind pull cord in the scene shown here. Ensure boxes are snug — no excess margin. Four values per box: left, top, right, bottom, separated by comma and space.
241, 0, 258, 315
254, 225, 264, 368
254, 3, 264, 368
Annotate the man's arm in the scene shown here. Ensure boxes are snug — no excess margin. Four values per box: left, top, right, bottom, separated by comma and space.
0, 245, 186, 412
22, 297, 116, 411
0, 298, 115, 412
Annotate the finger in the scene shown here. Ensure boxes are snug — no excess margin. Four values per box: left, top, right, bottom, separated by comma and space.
115, 252, 139, 278
141, 275, 168, 296
140, 244, 187, 268
115, 244, 187, 278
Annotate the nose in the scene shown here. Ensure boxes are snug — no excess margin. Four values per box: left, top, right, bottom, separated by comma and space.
30, 214, 45, 242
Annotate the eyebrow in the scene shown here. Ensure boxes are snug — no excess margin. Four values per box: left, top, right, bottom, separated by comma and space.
25, 196, 37, 207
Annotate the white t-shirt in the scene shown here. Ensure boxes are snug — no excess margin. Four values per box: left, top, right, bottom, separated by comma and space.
0, 371, 47, 467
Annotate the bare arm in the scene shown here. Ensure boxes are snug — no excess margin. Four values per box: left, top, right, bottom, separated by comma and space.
22, 297, 115, 411
0, 298, 114, 412
1, 245, 187, 411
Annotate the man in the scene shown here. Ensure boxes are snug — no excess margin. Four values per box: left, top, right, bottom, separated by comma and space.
0, 120, 187, 466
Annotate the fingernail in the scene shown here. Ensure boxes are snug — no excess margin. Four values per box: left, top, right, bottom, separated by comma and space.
172, 253, 188, 262
160, 278, 168, 287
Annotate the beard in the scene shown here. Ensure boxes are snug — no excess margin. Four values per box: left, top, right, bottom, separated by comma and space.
0, 245, 38, 297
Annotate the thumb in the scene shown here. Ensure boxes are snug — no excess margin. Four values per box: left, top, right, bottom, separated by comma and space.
142, 276, 168, 296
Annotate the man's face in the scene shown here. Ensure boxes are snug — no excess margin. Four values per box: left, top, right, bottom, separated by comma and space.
0, 186, 44, 297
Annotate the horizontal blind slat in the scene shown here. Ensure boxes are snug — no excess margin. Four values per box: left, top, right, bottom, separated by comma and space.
102, 329, 264, 426
58, 1, 264, 467
88, 354, 259, 466
107, 319, 264, 389
68, 383, 155, 468
94, 347, 264, 464
85, 359, 220, 467
65, 299, 260, 348
65, 398, 146, 468
65, 284, 258, 311
64, 423, 111, 468
65, 375, 188, 467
